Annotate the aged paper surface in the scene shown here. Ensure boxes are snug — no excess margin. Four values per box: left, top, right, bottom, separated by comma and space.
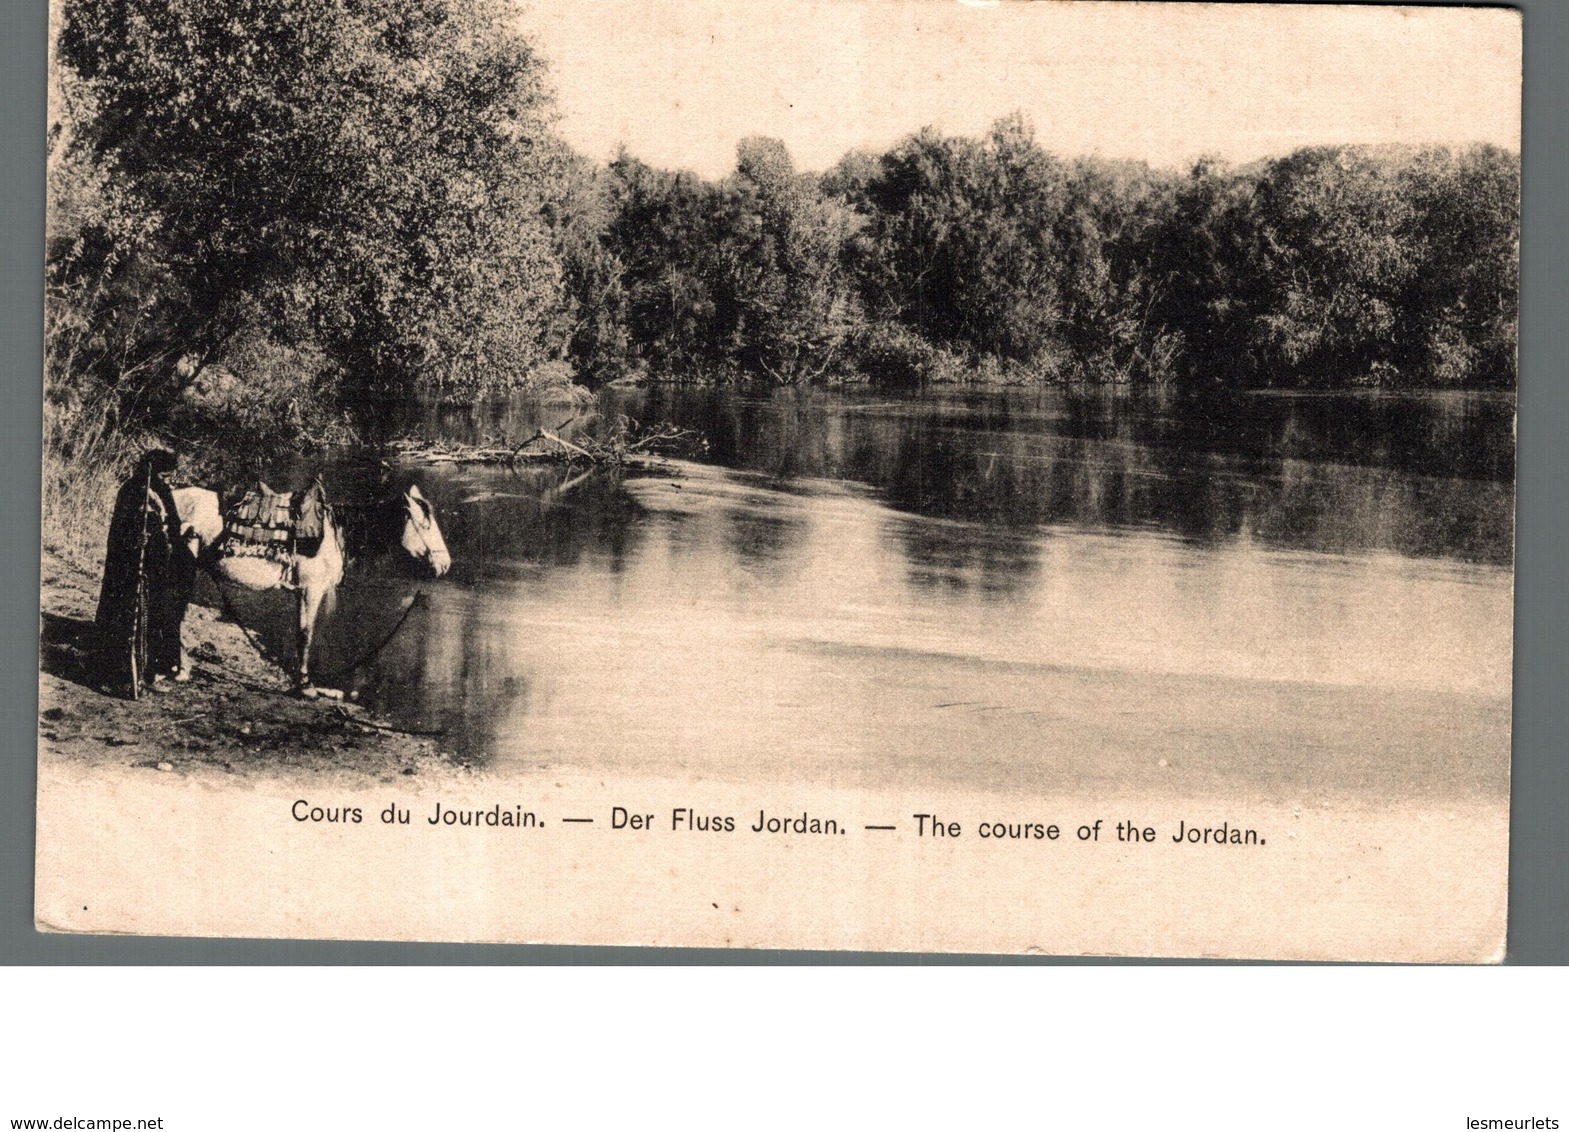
37, 1, 1519, 959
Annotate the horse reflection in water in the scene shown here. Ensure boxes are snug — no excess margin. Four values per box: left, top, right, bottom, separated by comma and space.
173, 483, 451, 694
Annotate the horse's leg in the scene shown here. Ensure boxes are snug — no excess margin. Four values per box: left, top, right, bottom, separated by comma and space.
172, 543, 197, 682
296, 583, 325, 694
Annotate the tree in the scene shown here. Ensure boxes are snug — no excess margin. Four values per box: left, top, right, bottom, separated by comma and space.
1054, 157, 1184, 381
598, 153, 730, 378
1398, 145, 1519, 386
57, 0, 568, 398
548, 155, 632, 386
862, 115, 1068, 367
728, 137, 860, 382
1142, 157, 1269, 388
1248, 147, 1421, 384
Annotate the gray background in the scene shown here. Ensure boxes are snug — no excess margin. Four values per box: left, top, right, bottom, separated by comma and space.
2, 0, 1562, 965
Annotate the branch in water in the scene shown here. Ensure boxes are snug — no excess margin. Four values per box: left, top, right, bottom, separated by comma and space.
386, 419, 707, 467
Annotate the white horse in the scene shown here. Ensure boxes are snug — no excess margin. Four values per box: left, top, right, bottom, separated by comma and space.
173, 483, 451, 693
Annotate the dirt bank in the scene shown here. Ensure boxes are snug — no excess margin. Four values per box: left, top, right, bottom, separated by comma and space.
38, 550, 462, 782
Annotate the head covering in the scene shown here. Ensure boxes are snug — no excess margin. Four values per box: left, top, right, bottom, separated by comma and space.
138, 449, 178, 477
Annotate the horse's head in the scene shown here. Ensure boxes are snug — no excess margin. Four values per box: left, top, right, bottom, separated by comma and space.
397, 484, 451, 577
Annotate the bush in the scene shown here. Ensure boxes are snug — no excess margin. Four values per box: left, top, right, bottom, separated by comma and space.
851, 323, 936, 389
41, 391, 144, 571
165, 334, 358, 484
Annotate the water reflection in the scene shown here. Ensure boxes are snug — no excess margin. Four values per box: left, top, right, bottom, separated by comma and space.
895, 517, 1041, 600
605, 384, 1514, 565
275, 384, 1514, 789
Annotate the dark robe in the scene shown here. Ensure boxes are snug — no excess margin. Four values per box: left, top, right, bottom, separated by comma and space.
95, 453, 192, 693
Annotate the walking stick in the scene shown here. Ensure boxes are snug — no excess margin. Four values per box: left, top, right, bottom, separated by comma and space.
127, 458, 152, 700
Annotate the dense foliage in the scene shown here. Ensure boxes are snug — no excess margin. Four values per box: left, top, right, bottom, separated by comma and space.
555, 125, 1517, 391
46, 0, 1519, 463
51, 0, 567, 416
552, 141, 861, 386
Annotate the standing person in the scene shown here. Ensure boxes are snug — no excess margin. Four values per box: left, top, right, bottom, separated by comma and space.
94, 448, 193, 695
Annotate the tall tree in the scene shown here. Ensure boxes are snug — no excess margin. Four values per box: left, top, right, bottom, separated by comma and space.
1249, 146, 1421, 384
57, 0, 568, 396
728, 137, 860, 382
1054, 157, 1184, 381
600, 153, 730, 378
1398, 145, 1519, 386
863, 115, 1068, 366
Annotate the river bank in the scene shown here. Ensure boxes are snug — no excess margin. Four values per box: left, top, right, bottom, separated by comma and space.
38, 550, 460, 782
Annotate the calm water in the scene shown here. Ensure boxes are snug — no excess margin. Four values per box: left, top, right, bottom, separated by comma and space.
242, 385, 1516, 799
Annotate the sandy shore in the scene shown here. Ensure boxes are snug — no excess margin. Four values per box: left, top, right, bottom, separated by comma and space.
39, 551, 462, 781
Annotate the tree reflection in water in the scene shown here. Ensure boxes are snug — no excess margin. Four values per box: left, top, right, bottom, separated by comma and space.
293, 384, 1513, 778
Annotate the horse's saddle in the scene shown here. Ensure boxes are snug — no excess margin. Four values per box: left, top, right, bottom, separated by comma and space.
220, 481, 326, 559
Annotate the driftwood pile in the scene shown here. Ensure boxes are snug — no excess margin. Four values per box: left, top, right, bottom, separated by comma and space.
386, 418, 706, 470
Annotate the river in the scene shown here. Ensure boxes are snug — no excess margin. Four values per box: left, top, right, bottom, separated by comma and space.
239, 384, 1514, 805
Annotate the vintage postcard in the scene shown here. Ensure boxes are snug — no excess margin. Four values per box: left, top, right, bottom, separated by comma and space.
36, 0, 1520, 959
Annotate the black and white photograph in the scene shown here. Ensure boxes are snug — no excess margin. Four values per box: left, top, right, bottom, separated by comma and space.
34, 0, 1520, 959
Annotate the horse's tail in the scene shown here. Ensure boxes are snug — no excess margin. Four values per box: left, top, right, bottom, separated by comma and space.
320, 505, 345, 620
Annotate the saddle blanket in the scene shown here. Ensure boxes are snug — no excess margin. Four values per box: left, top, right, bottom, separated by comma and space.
221, 481, 326, 559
